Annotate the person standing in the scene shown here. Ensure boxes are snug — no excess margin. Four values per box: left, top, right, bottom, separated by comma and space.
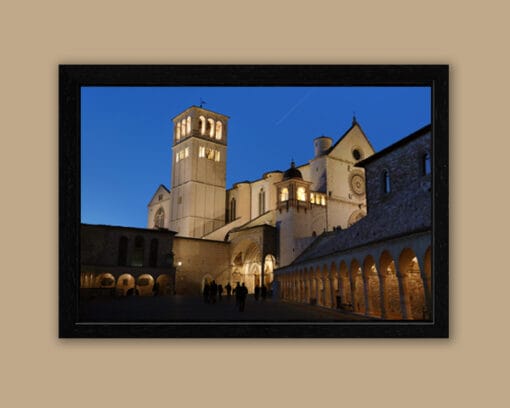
217, 283, 223, 301
225, 282, 232, 298
234, 282, 241, 308
210, 280, 218, 304
239, 282, 248, 312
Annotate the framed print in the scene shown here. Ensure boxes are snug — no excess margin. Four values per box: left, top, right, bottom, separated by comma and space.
59, 65, 448, 337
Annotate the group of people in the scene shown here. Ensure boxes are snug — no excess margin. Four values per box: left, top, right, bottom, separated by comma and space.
202, 281, 249, 311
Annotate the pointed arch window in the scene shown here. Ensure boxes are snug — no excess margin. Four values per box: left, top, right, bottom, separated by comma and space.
423, 152, 431, 175
383, 170, 391, 194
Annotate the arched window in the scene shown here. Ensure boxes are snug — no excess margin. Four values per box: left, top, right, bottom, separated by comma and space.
259, 188, 266, 215
180, 120, 186, 137
383, 170, 391, 194
280, 187, 289, 202
215, 121, 223, 140
176, 124, 181, 140
131, 236, 145, 267
297, 186, 306, 202
230, 198, 236, 221
154, 207, 165, 228
310, 193, 315, 204
118, 236, 128, 266
199, 116, 206, 135
207, 118, 215, 138
149, 238, 158, 267
423, 152, 431, 175
186, 116, 191, 135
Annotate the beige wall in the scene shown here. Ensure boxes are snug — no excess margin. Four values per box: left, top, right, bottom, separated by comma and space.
172, 237, 231, 294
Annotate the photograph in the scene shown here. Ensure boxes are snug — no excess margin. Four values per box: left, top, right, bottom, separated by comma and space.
60, 65, 448, 337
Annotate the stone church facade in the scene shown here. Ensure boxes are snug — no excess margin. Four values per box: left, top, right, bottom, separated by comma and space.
147, 105, 377, 295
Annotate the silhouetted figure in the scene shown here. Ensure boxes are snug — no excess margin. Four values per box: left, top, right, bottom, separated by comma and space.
210, 280, 218, 304
254, 285, 260, 301
217, 284, 223, 300
203, 283, 210, 303
239, 283, 248, 312
261, 285, 267, 300
225, 282, 232, 298
234, 282, 242, 307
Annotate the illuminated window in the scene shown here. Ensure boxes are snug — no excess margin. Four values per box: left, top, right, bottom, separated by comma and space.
176, 125, 181, 140
199, 146, 205, 158
280, 187, 289, 202
199, 116, 206, 135
297, 187, 306, 202
175, 153, 180, 163
181, 120, 186, 137
215, 121, 223, 140
423, 153, 431, 175
214, 150, 220, 162
184, 147, 189, 158
186, 116, 191, 135
208, 118, 215, 138
321, 195, 326, 206
310, 193, 315, 204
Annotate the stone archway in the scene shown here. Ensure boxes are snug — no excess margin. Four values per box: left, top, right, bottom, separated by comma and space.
95, 273, 116, 288
136, 274, 155, 296
399, 248, 427, 320
379, 251, 402, 319
338, 261, 351, 309
116, 273, 135, 296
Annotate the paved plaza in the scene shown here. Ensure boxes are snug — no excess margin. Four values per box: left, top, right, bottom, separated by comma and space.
79, 295, 376, 323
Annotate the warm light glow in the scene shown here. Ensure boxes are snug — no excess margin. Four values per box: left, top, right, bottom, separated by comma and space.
181, 119, 186, 137
208, 118, 215, 137
310, 193, 315, 204
177, 261, 182, 266
321, 195, 326, 206
176, 125, 181, 140
184, 147, 189, 158
186, 116, 191, 134
215, 121, 223, 140
199, 146, 205, 157
280, 187, 289, 201
297, 186, 306, 201
199, 116, 206, 135
214, 150, 220, 162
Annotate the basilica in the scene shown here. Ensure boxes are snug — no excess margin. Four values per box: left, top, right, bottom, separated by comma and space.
81, 104, 432, 320
146, 105, 376, 294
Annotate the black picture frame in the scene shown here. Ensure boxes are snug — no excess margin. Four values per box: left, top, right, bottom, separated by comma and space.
59, 64, 448, 338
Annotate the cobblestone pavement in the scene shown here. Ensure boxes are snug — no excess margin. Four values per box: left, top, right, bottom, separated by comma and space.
79, 295, 376, 322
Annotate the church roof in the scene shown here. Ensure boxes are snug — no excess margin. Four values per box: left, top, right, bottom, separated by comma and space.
282, 161, 303, 180
324, 121, 376, 156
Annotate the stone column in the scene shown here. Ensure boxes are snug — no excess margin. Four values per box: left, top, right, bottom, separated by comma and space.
395, 263, 411, 320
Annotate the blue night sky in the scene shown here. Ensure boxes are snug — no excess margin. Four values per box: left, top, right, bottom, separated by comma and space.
81, 86, 431, 228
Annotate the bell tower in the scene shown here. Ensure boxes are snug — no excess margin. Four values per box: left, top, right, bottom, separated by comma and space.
169, 106, 229, 238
